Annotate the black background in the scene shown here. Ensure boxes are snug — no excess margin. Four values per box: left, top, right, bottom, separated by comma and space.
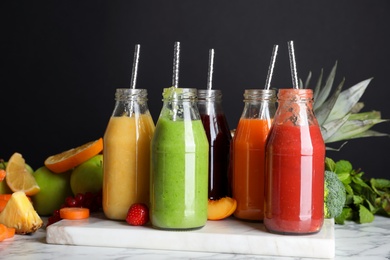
2, 1, 389, 179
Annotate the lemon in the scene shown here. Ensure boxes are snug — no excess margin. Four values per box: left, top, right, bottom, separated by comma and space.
6, 153, 40, 196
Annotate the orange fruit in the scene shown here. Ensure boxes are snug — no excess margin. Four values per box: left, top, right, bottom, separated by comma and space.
5, 153, 40, 196
207, 197, 237, 220
44, 138, 103, 173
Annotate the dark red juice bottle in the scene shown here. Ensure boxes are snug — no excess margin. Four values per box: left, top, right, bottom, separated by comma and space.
198, 89, 232, 200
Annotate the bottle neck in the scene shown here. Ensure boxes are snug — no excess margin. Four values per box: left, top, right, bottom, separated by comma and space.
112, 88, 150, 117
197, 89, 222, 102
243, 89, 276, 102
241, 89, 276, 120
115, 88, 148, 102
275, 88, 316, 126
160, 87, 200, 121
197, 89, 224, 115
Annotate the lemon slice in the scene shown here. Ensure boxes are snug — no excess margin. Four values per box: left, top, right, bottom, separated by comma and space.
6, 153, 40, 196
44, 138, 103, 174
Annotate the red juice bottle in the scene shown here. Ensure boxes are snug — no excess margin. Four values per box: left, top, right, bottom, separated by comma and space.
264, 88, 325, 235
198, 89, 232, 200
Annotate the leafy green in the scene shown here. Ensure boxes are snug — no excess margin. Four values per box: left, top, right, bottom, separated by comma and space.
325, 157, 390, 224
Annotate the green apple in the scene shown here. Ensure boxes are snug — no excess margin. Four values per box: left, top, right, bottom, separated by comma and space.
70, 154, 103, 195
32, 166, 73, 216
0, 161, 34, 194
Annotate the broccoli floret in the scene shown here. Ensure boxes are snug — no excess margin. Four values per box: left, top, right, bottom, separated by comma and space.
324, 170, 346, 219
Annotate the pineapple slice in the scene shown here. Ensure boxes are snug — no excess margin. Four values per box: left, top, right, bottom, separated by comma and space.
0, 191, 43, 234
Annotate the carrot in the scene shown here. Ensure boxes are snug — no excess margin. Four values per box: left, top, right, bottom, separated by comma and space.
0, 194, 31, 202
60, 207, 90, 220
6, 227, 15, 239
0, 199, 8, 213
0, 224, 7, 241
0, 194, 12, 201
0, 169, 6, 182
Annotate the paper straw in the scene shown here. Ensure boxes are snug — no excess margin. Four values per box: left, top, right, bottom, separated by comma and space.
264, 44, 279, 90
207, 49, 215, 90
288, 41, 299, 89
172, 42, 180, 88
130, 44, 140, 89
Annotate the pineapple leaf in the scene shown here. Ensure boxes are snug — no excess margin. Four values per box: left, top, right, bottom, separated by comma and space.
351, 102, 365, 113
313, 68, 324, 102
325, 113, 389, 143
325, 78, 373, 123
348, 110, 382, 120
321, 113, 350, 141
299, 78, 304, 89
348, 130, 390, 139
304, 71, 312, 89
325, 141, 348, 151
315, 77, 345, 125
314, 61, 338, 110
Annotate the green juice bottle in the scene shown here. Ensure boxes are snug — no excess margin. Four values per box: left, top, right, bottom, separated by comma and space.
150, 87, 209, 230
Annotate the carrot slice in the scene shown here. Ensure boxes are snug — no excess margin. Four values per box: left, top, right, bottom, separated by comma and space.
60, 207, 90, 220
0, 194, 31, 202
0, 224, 7, 241
0, 169, 6, 182
0, 194, 12, 201
5, 227, 15, 239
0, 199, 8, 213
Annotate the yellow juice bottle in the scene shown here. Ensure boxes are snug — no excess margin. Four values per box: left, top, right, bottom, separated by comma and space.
103, 88, 155, 220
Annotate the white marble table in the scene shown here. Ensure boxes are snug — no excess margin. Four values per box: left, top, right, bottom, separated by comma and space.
1, 216, 389, 260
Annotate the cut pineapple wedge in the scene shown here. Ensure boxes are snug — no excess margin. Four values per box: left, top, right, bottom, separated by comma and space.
0, 191, 43, 234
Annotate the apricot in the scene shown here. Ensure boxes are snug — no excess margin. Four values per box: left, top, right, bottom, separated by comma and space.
207, 197, 237, 220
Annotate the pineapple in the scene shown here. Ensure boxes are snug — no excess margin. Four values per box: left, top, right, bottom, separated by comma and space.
301, 61, 389, 149
0, 191, 43, 234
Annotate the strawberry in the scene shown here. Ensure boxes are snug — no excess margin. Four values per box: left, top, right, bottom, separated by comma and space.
126, 203, 149, 226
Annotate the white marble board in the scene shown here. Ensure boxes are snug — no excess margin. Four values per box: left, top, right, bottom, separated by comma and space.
46, 213, 335, 259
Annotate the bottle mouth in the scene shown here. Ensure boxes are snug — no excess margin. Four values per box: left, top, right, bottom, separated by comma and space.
277, 88, 313, 101
243, 89, 276, 101
197, 89, 222, 101
115, 88, 148, 101
162, 87, 197, 101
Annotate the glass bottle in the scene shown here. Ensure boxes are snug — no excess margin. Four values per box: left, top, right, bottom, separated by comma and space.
103, 88, 155, 220
197, 89, 231, 200
264, 88, 325, 235
150, 87, 209, 230
232, 89, 276, 221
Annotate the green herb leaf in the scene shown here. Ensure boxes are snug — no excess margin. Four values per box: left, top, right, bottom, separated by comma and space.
358, 204, 375, 223
353, 195, 364, 205
325, 157, 336, 172
335, 160, 353, 174
335, 207, 353, 224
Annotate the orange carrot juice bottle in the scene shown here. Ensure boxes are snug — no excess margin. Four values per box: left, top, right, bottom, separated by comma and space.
232, 89, 276, 221
103, 88, 155, 220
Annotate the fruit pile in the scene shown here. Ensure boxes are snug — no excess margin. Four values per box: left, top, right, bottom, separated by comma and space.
0, 136, 239, 240
0, 138, 104, 236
